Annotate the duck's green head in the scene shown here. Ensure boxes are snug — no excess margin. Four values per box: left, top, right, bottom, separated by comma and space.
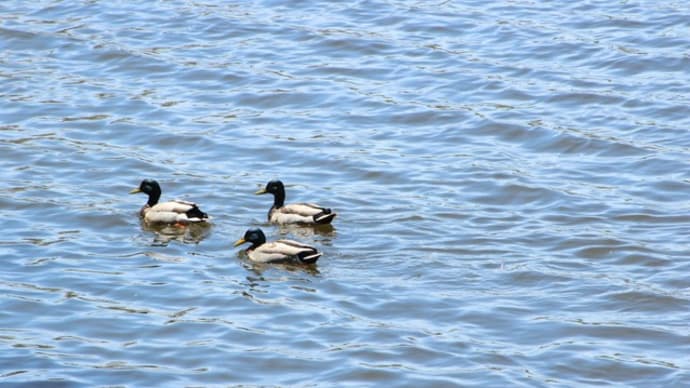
254, 180, 284, 196
130, 179, 162, 206
130, 179, 161, 195
233, 228, 266, 248
255, 180, 285, 207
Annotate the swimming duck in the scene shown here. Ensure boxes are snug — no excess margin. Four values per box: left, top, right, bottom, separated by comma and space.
233, 228, 321, 264
255, 180, 336, 225
129, 179, 209, 225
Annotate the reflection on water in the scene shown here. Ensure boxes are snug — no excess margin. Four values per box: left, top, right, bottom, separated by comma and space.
276, 223, 336, 240
240, 257, 322, 277
138, 220, 212, 246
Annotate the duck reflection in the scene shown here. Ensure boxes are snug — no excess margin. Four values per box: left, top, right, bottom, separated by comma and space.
275, 223, 336, 241
240, 257, 321, 277
139, 219, 212, 245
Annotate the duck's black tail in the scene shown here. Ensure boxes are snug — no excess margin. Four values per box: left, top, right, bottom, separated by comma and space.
298, 249, 322, 264
186, 205, 209, 221
313, 209, 336, 224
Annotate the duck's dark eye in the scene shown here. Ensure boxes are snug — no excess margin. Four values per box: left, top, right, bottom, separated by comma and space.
249, 232, 258, 241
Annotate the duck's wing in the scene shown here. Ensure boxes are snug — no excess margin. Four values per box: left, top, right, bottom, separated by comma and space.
283, 203, 329, 215
271, 203, 336, 225
270, 211, 316, 225
145, 200, 209, 224
143, 210, 188, 224
250, 240, 321, 263
274, 239, 322, 263
150, 200, 196, 213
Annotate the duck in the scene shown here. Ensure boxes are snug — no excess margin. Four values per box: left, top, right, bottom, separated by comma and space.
129, 179, 210, 225
233, 228, 321, 264
255, 180, 336, 225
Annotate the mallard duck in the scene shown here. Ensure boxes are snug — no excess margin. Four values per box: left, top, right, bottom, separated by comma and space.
255, 180, 336, 225
129, 179, 209, 225
233, 228, 321, 264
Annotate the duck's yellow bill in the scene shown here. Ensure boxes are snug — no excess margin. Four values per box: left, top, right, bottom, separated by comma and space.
254, 188, 267, 195
233, 238, 246, 247
129, 188, 141, 194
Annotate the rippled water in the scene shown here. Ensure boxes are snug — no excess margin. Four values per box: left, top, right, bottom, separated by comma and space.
2, 0, 690, 386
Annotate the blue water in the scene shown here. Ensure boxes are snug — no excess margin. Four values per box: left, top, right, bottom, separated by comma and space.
2, 1, 690, 386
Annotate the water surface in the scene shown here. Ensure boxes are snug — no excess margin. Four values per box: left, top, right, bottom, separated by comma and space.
1, 0, 690, 386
